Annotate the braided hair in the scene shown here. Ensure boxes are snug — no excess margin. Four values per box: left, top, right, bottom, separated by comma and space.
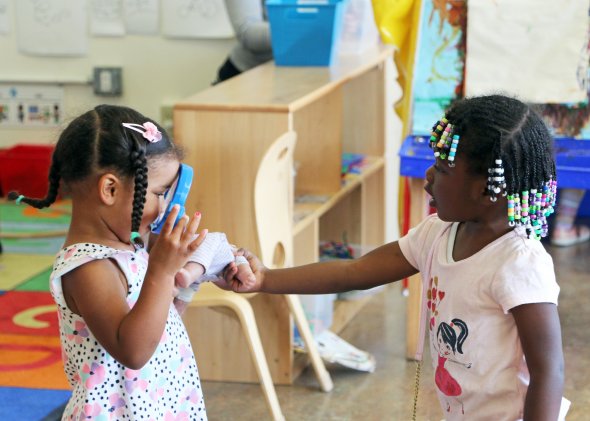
7, 105, 180, 248
429, 95, 557, 239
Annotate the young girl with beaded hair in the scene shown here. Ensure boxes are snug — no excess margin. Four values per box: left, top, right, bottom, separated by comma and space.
226, 95, 568, 420
8, 104, 255, 420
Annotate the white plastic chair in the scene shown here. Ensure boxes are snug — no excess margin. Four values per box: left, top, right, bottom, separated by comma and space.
253, 131, 333, 394
187, 131, 332, 421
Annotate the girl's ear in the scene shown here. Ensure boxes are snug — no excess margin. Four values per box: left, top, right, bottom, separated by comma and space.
97, 173, 124, 205
475, 177, 506, 209
469, 174, 491, 205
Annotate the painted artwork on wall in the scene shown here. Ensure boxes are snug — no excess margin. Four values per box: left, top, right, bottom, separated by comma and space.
538, 11, 590, 140
465, 0, 588, 104
411, 1, 590, 140
410, 0, 466, 135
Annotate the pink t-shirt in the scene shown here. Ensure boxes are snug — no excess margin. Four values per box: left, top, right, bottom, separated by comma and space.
399, 215, 560, 420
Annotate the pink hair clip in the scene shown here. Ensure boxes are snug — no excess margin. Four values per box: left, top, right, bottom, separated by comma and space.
122, 122, 162, 143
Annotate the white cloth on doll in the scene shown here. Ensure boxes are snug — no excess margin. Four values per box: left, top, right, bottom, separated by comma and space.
176, 232, 247, 302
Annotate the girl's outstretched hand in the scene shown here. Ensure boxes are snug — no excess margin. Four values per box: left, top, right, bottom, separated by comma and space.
219, 248, 265, 293
148, 206, 207, 280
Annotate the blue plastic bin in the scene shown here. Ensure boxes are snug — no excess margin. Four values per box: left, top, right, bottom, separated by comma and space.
266, 0, 346, 66
398, 135, 433, 178
399, 135, 590, 216
399, 135, 590, 190
553, 138, 590, 189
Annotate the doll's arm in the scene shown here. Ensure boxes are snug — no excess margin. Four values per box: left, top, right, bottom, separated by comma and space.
221, 241, 418, 294
175, 233, 235, 307
231, 253, 256, 289
173, 263, 205, 314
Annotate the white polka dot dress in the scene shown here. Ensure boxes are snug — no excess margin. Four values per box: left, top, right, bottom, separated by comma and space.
50, 243, 207, 420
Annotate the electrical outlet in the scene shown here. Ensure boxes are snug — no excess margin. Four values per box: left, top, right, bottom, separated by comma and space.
93, 67, 123, 96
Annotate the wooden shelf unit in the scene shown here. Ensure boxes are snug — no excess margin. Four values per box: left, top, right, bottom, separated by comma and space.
174, 47, 396, 384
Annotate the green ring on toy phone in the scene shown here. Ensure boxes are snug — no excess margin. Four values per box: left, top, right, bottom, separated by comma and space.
150, 163, 193, 234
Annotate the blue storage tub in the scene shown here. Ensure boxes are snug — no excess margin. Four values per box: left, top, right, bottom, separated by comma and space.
398, 135, 433, 179
399, 135, 590, 190
553, 138, 590, 189
266, 0, 346, 66
399, 135, 590, 216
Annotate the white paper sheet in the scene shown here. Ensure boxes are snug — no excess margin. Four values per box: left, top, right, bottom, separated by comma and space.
124, 0, 159, 35
90, 0, 125, 37
16, 0, 87, 56
465, 0, 589, 104
161, 0, 234, 39
0, 0, 10, 35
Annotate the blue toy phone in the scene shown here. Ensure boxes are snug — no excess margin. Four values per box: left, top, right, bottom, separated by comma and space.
150, 163, 194, 234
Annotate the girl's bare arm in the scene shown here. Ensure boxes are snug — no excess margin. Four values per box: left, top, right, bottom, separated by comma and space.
230, 241, 418, 294
512, 302, 564, 421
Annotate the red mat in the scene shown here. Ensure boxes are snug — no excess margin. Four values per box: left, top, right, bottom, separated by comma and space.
0, 290, 69, 390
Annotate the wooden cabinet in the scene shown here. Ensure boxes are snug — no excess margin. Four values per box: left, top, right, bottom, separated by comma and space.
174, 47, 398, 384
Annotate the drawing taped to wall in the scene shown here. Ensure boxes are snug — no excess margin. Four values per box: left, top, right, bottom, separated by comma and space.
124, 0, 159, 35
89, 0, 125, 36
161, 0, 234, 39
89, 0, 160, 37
0, 0, 10, 34
16, 0, 87, 56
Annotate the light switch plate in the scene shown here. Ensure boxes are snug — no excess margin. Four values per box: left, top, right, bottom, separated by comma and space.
93, 67, 122, 96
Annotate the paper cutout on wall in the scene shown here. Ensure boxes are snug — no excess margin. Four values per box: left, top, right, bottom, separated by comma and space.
465, 0, 589, 104
161, 0, 234, 39
16, 0, 87, 56
90, 0, 125, 37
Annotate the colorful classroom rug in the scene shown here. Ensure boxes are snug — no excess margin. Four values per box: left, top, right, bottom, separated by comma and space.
0, 200, 72, 420
0, 199, 70, 254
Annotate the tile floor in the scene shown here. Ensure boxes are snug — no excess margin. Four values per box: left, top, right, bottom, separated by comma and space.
21, 233, 590, 420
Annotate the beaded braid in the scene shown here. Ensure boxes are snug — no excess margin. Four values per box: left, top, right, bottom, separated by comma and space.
486, 135, 506, 202
429, 117, 460, 166
503, 116, 556, 239
429, 95, 557, 240
7, 158, 61, 209
129, 138, 149, 248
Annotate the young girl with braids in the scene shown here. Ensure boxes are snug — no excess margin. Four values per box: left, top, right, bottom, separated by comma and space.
7, 105, 254, 420
225, 95, 568, 420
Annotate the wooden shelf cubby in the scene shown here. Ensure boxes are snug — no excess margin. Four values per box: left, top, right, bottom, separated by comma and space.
173, 46, 397, 384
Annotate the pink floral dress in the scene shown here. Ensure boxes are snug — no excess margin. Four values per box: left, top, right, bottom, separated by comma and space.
50, 243, 207, 420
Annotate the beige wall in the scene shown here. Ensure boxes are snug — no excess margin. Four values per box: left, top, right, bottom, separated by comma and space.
0, 28, 234, 147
